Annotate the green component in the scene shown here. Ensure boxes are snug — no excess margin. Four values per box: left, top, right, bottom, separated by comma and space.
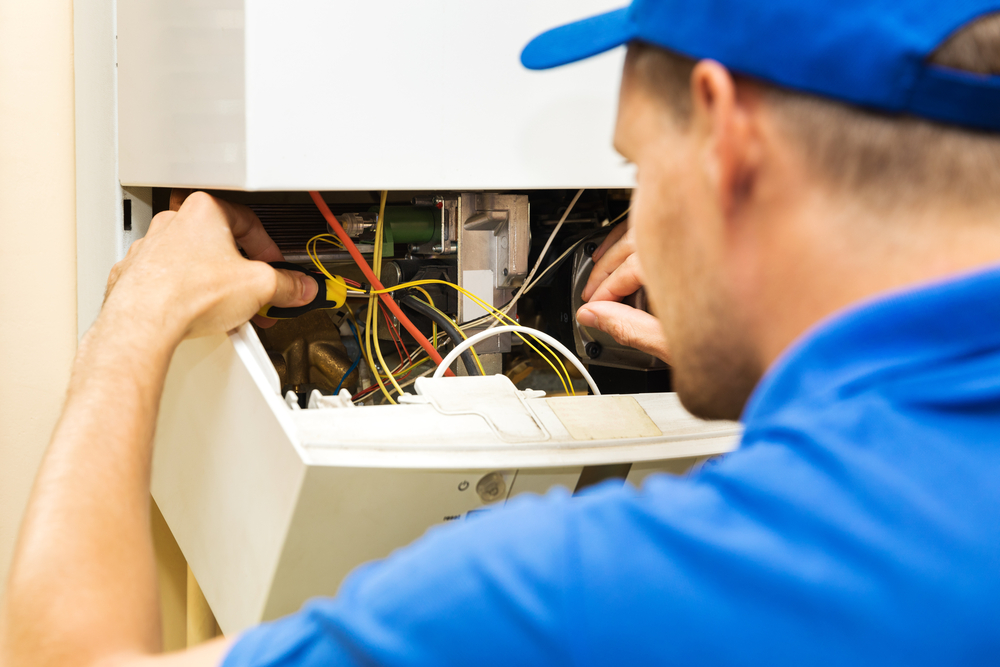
380, 224, 394, 259
383, 206, 441, 245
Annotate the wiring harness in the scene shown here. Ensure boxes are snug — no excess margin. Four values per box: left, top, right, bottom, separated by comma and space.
299, 189, 621, 405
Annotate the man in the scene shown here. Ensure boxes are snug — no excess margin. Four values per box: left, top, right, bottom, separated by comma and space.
3, 0, 1000, 663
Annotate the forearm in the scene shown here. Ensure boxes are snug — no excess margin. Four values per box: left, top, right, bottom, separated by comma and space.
1, 193, 308, 667
1, 307, 181, 667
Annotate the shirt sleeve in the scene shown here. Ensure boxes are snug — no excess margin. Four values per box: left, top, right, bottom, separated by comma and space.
221, 486, 581, 667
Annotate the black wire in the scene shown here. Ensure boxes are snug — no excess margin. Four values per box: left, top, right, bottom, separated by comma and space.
400, 294, 483, 376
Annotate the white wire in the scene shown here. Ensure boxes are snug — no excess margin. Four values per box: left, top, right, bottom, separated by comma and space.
459, 233, 595, 332
524, 235, 588, 293
486, 188, 585, 330
432, 324, 601, 395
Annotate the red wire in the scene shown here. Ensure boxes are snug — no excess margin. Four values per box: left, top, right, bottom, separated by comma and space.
382, 302, 411, 360
309, 191, 453, 376
352, 361, 422, 401
351, 306, 416, 401
381, 304, 406, 362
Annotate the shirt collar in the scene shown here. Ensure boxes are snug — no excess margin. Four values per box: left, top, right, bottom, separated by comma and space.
741, 263, 1000, 427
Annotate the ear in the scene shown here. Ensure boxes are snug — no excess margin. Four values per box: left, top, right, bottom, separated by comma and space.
689, 61, 761, 219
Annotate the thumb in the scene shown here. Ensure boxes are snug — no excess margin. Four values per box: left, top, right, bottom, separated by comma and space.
270, 268, 319, 308
577, 301, 671, 363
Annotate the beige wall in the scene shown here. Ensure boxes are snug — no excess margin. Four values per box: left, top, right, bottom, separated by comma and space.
0, 0, 78, 602
152, 500, 190, 651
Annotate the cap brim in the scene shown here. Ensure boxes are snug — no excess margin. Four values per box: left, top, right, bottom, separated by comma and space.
521, 7, 635, 71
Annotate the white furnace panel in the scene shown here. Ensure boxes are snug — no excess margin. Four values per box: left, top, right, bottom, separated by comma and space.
118, 0, 634, 191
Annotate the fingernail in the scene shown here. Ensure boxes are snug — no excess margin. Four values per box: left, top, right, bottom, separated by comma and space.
576, 307, 597, 329
581, 286, 594, 302
300, 275, 318, 302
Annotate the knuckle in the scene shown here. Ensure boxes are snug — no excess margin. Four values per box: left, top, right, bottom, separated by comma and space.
625, 253, 643, 278
606, 271, 632, 298
616, 323, 636, 348
288, 272, 304, 301
148, 211, 171, 232
607, 315, 637, 347
257, 265, 279, 299
184, 190, 216, 213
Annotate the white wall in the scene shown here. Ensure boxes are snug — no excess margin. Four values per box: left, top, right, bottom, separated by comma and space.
75, 0, 122, 338
0, 0, 79, 601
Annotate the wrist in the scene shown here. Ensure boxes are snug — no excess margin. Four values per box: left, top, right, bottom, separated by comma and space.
67, 303, 181, 420
88, 297, 185, 362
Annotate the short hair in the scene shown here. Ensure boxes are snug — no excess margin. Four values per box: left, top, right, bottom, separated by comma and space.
629, 14, 1000, 211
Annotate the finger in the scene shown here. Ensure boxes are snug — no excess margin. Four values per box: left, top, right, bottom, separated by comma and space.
216, 199, 284, 263
169, 189, 194, 212
251, 314, 278, 329
591, 221, 628, 262
146, 210, 175, 235
582, 228, 635, 301
176, 192, 285, 263
268, 267, 318, 308
576, 301, 670, 362
588, 253, 645, 303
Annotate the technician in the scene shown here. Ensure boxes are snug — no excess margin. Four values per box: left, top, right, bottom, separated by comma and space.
3, 0, 1000, 664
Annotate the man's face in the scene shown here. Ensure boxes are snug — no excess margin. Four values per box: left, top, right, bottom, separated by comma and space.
613, 52, 761, 421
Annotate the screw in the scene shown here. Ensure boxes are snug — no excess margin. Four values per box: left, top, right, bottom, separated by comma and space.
584, 242, 598, 256
502, 268, 508, 276
585, 342, 602, 359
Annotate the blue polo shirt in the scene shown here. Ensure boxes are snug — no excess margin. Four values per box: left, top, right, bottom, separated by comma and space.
223, 267, 1000, 666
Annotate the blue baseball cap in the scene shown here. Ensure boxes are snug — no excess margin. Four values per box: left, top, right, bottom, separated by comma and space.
521, 1, 1000, 132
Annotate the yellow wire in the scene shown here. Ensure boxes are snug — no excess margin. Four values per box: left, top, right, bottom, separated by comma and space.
607, 206, 631, 226
344, 302, 360, 331
308, 237, 385, 398
413, 279, 571, 393
384, 358, 434, 400
306, 234, 344, 283
309, 231, 419, 399
343, 301, 376, 385
367, 192, 398, 402
366, 191, 405, 403
309, 230, 568, 396
407, 286, 439, 349
375, 279, 574, 395
408, 288, 486, 376
349, 299, 432, 383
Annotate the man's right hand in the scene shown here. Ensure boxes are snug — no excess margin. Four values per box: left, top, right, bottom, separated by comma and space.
576, 222, 671, 362
102, 191, 317, 348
